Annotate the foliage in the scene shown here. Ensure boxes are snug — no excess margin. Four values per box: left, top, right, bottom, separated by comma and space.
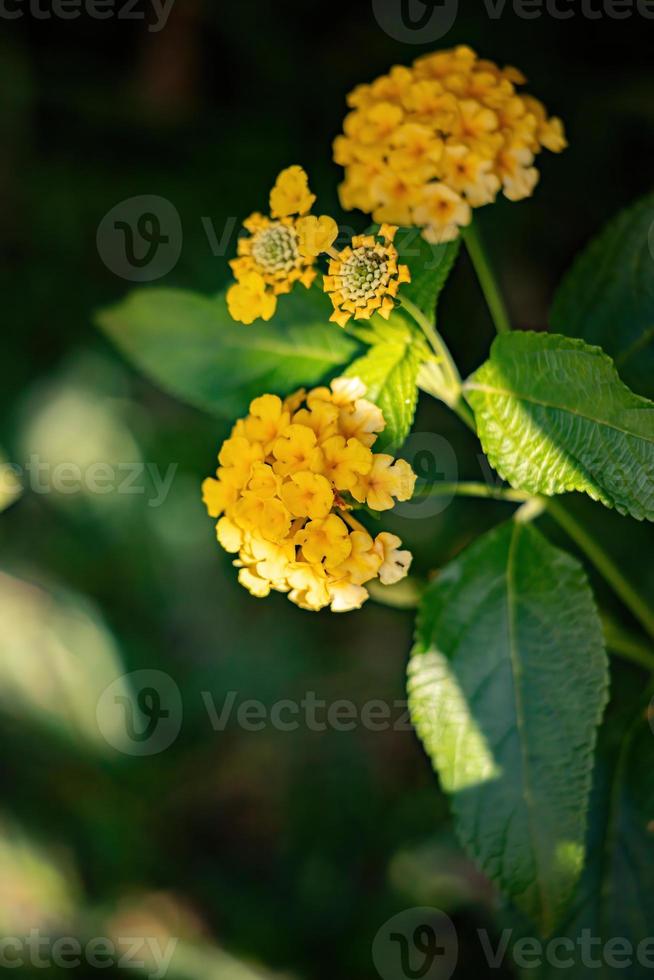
97, 190, 654, 950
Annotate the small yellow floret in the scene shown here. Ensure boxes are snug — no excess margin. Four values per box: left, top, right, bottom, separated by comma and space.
270, 165, 316, 218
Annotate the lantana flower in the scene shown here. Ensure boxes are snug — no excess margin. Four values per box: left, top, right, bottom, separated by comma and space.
226, 168, 411, 328
202, 378, 416, 612
323, 224, 411, 328
227, 166, 337, 325
334, 45, 567, 242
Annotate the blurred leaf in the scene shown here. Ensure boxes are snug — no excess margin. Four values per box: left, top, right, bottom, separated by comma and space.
408, 521, 609, 935
97, 288, 358, 419
395, 228, 460, 321
551, 194, 654, 399
345, 341, 422, 450
465, 332, 654, 521
0, 817, 79, 934
0, 451, 21, 513
0, 571, 128, 750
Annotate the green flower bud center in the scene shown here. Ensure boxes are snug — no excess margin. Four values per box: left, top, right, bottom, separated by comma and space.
252, 223, 300, 275
341, 247, 389, 303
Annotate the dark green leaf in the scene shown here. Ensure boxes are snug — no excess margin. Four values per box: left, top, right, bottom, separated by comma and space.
408, 521, 609, 935
551, 194, 654, 398
465, 331, 654, 521
514, 671, 654, 977
96, 287, 358, 419
394, 227, 460, 320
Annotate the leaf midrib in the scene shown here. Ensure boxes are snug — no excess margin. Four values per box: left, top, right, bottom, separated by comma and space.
506, 523, 552, 931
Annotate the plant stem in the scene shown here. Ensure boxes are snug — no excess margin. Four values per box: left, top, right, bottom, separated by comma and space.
400, 295, 460, 390
414, 481, 531, 503
601, 615, 654, 673
462, 221, 512, 335
399, 296, 477, 432
547, 499, 654, 643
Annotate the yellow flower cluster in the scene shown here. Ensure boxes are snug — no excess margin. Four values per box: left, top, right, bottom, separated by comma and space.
334, 45, 567, 243
227, 167, 411, 329
202, 378, 417, 612
227, 166, 339, 325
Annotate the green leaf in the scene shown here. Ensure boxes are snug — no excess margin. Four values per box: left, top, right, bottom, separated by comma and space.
345, 340, 422, 450
96, 287, 358, 419
465, 331, 654, 521
551, 194, 654, 399
515, 671, 654, 977
394, 227, 460, 320
408, 521, 609, 935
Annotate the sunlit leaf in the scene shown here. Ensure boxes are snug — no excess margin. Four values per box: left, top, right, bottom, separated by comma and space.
408, 521, 609, 934
465, 332, 654, 521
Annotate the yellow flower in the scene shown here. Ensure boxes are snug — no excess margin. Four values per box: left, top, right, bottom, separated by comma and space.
269, 165, 316, 218
226, 271, 277, 325
375, 532, 413, 584
233, 492, 291, 542
295, 514, 351, 569
295, 215, 339, 257
352, 454, 417, 511
218, 436, 264, 487
332, 530, 382, 585
227, 168, 320, 325
321, 435, 372, 491
323, 225, 411, 328
412, 183, 471, 244
202, 382, 416, 612
280, 472, 334, 519
272, 424, 324, 477
334, 46, 566, 241
244, 395, 290, 452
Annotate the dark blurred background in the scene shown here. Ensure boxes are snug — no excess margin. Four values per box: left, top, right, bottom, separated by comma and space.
0, 2, 653, 978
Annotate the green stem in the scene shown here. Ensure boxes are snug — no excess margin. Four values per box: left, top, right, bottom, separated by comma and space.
414, 481, 531, 503
400, 295, 460, 390
601, 615, 654, 673
399, 296, 477, 432
547, 499, 654, 644
462, 221, 512, 335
